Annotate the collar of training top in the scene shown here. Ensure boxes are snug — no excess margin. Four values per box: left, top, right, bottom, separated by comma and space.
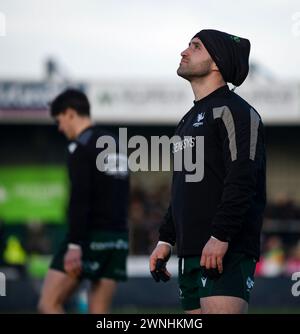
193, 85, 229, 105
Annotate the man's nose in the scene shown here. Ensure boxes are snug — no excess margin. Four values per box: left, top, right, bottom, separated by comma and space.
181, 48, 189, 57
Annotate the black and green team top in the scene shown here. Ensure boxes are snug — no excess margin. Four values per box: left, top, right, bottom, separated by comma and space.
66, 126, 129, 245
159, 85, 266, 259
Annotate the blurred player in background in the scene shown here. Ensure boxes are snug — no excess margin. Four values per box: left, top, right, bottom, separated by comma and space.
38, 89, 129, 314
150, 29, 266, 314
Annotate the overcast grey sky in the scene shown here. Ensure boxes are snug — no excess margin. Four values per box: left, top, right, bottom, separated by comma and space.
0, 0, 299, 80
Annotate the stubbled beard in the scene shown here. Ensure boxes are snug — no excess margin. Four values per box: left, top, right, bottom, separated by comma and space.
177, 59, 212, 81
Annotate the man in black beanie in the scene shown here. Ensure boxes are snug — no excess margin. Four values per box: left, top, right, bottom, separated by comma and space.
150, 30, 266, 314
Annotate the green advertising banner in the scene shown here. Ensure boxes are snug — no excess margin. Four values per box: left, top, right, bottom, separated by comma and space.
0, 166, 68, 224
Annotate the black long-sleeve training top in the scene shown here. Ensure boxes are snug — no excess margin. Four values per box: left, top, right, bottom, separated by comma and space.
159, 85, 266, 259
66, 126, 129, 245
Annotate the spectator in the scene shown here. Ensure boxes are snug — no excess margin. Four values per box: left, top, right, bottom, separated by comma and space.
284, 241, 300, 276
258, 236, 285, 277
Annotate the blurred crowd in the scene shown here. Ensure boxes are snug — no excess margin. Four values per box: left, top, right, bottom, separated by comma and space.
264, 193, 300, 220
129, 183, 170, 255
256, 236, 300, 277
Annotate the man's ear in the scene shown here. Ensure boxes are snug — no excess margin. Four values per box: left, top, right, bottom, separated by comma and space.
211, 61, 219, 72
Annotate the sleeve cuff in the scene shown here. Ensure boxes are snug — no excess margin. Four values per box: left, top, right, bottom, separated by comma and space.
158, 240, 173, 248
211, 228, 231, 242
68, 243, 82, 250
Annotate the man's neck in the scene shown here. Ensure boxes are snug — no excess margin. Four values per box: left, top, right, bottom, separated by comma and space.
74, 118, 93, 138
191, 76, 226, 101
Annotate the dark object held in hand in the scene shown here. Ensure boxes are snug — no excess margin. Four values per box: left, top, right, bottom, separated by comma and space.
151, 259, 170, 282
201, 266, 222, 280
